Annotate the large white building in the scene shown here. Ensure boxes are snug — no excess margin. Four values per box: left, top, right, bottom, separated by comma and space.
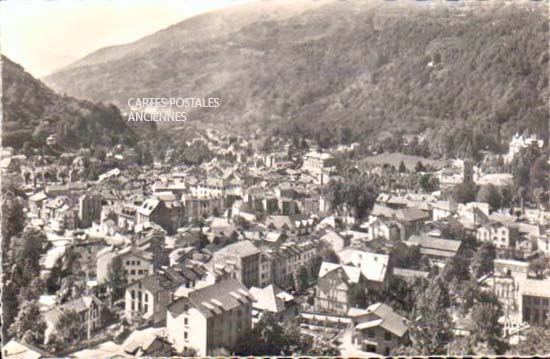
505, 133, 544, 163
166, 278, 254, 355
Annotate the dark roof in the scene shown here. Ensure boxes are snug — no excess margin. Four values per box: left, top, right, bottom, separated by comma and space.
168, 278, 253, 318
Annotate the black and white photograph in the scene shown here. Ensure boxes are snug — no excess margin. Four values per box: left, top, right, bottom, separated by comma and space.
0, 0, 549, 357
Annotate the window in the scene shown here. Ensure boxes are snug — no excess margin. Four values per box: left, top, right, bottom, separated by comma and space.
384, 331, 392, 341
136, 260, 141, 266
184, 318, 188, 325
184, 332, 188, 340
126, 261, 130, 265
367, 330, 375, 338
131, 290, 135, 299
144, 293, 149, 303
184, 304, 189, 311
131, 270, 136, 275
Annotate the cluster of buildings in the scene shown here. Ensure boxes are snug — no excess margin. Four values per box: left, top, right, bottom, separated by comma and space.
1, 129, 548, 358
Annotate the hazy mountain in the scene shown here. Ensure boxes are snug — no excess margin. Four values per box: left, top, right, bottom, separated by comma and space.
44, 0, 548, 154
1, 56, 137, 150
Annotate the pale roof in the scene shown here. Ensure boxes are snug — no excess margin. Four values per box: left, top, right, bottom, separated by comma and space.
339, 249, 389, 283
249, 284, 294, 313
319, 262, 362, 284
2, 340, 50, 359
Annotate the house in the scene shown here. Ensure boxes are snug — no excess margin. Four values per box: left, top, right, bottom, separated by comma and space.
338, 248, 390, 289
166, 278, 254, 355
211, 241, 261, 288
137, 198, 184, 235
96, 246, 154, 284
315, 262, 364, 314
302, 151, 335, 176
120, 327, 174, 357
2, 339, 51, 359
125, 263, 210, 324
476, 222, 519, 249
353, 303, 408, 356
249, 284, 299, 324
43, 295, 104, 342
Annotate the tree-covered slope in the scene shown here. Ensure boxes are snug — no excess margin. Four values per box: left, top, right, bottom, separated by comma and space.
44, 1, 548, 157
1, 56, 137, 150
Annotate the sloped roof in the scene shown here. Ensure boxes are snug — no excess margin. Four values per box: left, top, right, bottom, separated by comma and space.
168, 278, 253, 318
408, 234, 462, 253
249, 284, 294, 313
319, 262, 362, 284
339, 249, 389, 283
3, 339, 50, 359
355, 303, 408, 337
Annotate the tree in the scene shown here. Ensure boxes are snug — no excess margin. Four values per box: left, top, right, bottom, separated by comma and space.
349, 282, 368, 308
294, 266, 309, 293
236, 314, 307, 355
468, 302, 506, 354
529, 256, 548, 279
442, 254, 471, 283
452, 182, 478, 204
507, 326, 550, 355
471, 243, 496, 278
399, 160, 407, 173
419, 174, 439, 193
8, 301, 46, 346
106, 256, 128, 302
476, 184, 503, 211
55, 310, 86, 344
415, 161, 426, 172
322, 248, 340, 264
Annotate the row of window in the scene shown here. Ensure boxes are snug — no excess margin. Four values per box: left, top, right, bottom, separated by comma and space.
126, 260, 143, 266
124, 269, 148, 276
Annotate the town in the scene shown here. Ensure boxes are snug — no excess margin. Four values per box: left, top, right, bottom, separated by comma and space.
1, 128, 549, 358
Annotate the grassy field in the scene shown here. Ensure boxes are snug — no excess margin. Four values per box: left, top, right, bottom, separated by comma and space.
362, 153, 448, 171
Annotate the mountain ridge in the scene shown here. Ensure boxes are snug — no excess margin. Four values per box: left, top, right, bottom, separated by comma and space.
43, 0, 549, 156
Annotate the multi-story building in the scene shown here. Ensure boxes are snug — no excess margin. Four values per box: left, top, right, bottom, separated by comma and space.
96, 246, 154, 284
211, 241, 261, 288
43, 295, 104, 343
270, 241, 320, 289
182, 194, 225, 220
124, 263, 209, 325
315, 262, 364, 314
78, 193, 102, 228
137, 198, 184, 235
166, 279, 254, 355
476, 222, 519, 249
190, 177, 242, 199
302, 151, 335, 176
339, 248, 390, 290
519, 278, 550, 326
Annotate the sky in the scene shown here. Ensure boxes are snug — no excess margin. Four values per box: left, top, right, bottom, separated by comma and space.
0, 0, 249, 78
